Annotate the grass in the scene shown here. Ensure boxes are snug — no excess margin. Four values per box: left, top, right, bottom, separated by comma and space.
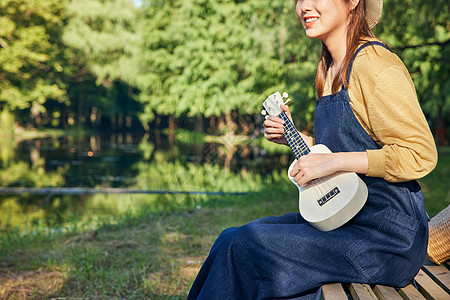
1, 187, 296, 299
1, 147, 448, 299
420, 146, 450, 217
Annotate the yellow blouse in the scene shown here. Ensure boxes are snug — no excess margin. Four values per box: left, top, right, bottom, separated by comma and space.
323, 41, 438, 182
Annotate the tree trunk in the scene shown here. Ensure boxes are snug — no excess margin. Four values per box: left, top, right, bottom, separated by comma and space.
30, 104, 42, 129
168, 116, 176, 147
60, 105, 69, 129
208, 115, 216, 133
195, 115, 204, 132
77, 94, 84, 126
155, 115, 161, 129
225, 110, 238, 133
30, 140, 41, 164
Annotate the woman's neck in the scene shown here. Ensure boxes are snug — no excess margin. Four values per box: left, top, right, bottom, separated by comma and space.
322, 19, 349, 68
325, 38, 347, 68
324, 36, 347, 81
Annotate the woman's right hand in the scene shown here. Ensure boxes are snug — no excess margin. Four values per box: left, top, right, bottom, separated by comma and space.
263, 104, 292, 146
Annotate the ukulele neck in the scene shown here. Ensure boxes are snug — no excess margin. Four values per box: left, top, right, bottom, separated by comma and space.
279, 112, 310, 160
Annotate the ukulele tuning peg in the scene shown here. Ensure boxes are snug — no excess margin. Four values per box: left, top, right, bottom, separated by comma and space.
284, 98, 291, 105
282, 92, 289, 98
261, 109, 267, 116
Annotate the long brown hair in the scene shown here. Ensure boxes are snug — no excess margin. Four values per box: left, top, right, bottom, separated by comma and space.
315, 0, 375, 98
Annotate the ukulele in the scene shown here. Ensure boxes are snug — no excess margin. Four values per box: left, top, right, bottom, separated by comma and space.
262, 91, 368, 231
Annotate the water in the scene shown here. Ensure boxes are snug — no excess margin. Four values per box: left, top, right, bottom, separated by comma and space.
0, 131, 291, 232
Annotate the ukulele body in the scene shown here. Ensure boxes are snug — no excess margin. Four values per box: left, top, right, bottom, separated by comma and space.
287, 144, 368, 231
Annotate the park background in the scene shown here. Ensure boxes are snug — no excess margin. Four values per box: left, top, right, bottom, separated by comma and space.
0, 0, 449, 298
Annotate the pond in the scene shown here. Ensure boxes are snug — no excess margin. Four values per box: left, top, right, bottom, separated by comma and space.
0, 130, 293, 233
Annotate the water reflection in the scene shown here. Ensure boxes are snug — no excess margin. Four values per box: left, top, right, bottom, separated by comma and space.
0, 131, 292, 232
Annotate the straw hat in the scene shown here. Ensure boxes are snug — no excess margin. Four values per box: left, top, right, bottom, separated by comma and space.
365, 0, 383, 29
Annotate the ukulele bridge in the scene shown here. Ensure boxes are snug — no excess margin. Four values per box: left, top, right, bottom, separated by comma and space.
317, 186, 340, 206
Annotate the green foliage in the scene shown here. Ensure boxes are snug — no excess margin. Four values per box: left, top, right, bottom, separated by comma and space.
0, 0, 448, 135
62, 0, 142, 127
63, 0, 138, 85
0, 0, 68, 112
376, 0, 450, 123
132, 0, 448, 134
0, 160, 67, 187
0, 108, 15, 135
135, 160, 262, 192
419, 147, 450, 217
0, 158, 68, 230
134, 0, 320, 126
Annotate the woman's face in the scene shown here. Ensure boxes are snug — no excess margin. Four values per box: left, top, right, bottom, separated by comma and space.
296, 0, 352, 44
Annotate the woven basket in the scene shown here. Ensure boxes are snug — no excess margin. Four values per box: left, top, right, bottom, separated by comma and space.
427, 205, 450, 264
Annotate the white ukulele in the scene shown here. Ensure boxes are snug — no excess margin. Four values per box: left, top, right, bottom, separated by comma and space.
262, 91, 368, 231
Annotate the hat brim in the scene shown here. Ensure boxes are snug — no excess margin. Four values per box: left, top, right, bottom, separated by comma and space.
365, 0, 383, 29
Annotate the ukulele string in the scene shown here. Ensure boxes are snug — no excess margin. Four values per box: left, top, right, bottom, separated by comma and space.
282, 113, 323, 198
285, 116, 333, 196
286, 116, 332, 194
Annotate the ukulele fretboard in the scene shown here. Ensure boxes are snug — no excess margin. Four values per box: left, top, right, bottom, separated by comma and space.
279, 112, 310, 160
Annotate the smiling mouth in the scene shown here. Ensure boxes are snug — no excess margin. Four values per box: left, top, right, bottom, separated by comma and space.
304, 17, 319, 28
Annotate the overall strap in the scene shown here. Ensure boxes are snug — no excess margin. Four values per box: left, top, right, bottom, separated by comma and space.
344, 41, 391, 87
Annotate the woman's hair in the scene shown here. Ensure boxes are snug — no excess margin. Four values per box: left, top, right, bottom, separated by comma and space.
315, 0, 375, 98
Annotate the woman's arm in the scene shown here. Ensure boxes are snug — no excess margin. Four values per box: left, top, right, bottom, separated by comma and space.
348, 47, 438, 182
289, 152, 368, 186
360, 65, 437, 182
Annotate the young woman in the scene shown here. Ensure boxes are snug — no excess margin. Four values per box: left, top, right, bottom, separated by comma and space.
188, 0, 438, 299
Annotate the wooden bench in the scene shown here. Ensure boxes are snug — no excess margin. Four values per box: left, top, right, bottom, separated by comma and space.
322, 259, 450, 300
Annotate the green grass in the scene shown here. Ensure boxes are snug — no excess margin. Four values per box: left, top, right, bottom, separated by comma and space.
1, 187, 296, 299
1, 147, 448, 299
419, 147, 450, 217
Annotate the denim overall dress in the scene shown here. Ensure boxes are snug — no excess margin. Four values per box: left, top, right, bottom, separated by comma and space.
188, 42, 429, 300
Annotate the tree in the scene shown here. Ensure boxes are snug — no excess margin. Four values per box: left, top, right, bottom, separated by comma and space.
375, 0, 450, 144
134, 0, 320, 132
62, 0, 141, 129
0, 0, 69, 128
134, 0, 449, 140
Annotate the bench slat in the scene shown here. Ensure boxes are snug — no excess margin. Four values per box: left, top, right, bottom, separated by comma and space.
422, 264, 450, 294
398, 284, 427, 300
322, 283, 348, 300
320, 262, 450, 300
414, 269, 449, 300
373, 285, 403, 300
350, 283, 377, 300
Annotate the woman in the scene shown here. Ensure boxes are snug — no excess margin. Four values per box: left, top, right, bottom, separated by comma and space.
188, 0, 438, 299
